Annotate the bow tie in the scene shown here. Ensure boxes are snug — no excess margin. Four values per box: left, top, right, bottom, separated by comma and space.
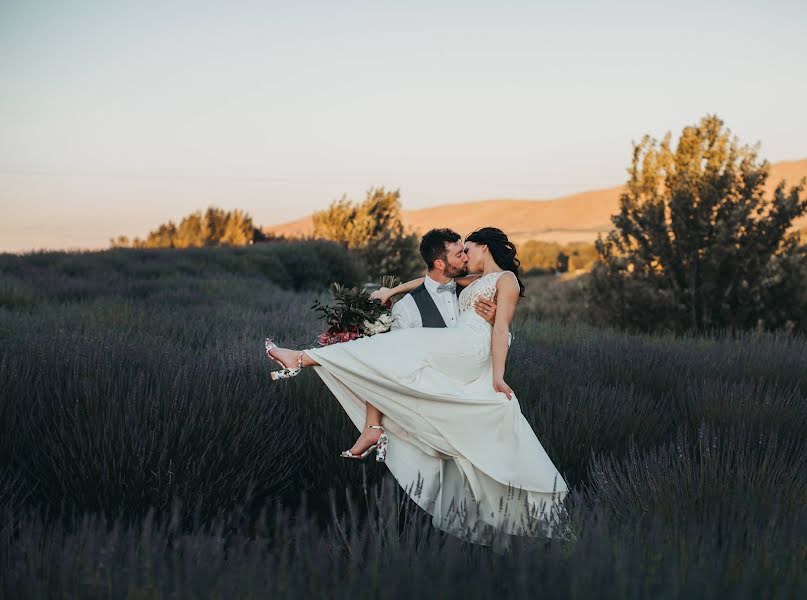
435, 281, 457, 294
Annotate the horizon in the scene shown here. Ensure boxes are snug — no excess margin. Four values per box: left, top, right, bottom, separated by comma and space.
2, 0, 806, 253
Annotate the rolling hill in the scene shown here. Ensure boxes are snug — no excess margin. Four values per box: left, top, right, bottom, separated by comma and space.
264, 159, 807, 244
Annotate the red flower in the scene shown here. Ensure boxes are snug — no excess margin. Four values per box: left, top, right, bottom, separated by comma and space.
317, 328, 362, 346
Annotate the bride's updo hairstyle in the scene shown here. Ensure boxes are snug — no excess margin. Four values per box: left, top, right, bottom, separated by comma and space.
465, 227, 526, 297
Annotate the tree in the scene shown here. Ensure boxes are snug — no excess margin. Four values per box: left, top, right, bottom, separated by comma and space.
217, 208, 255, 246
589, 114, 807, 334
517, 240, 563, 272
515, 240, 598, 274
312, 187, 422, 280
109, 235, 130, 248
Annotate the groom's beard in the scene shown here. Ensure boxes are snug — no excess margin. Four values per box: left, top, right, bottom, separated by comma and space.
444, 264, 469, 278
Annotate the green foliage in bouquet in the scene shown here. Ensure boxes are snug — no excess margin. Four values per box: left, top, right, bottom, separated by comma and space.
311, 284, 384, 331
312, 275, 401, 344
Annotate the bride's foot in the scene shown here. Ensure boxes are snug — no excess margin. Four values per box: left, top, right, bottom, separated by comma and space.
264, 339, 304, 381
345, 425, 383, 457
267, 346, 300, 370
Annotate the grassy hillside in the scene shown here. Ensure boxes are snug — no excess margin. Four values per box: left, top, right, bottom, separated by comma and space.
1, 245, 806, 596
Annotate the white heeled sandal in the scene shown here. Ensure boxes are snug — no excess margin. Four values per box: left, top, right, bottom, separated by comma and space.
264, 338, 303, 380
340, 425, 388, 462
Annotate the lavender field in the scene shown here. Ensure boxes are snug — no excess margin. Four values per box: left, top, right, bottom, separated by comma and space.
1, 243, 806, 598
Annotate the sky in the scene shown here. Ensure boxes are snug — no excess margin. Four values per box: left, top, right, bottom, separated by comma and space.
1, 0, 805, 253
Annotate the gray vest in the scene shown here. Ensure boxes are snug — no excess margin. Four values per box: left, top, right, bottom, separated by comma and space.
410, 283, 448, 328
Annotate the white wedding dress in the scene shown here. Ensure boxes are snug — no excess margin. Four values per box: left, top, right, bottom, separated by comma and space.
305, 270, 569, 546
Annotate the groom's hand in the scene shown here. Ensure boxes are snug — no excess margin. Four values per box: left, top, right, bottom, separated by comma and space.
475, 298, 497, 325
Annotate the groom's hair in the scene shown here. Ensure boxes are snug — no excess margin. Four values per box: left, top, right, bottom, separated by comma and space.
420, 228, 462, 269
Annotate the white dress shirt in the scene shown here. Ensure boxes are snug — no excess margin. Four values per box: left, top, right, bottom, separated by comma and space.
391, 274, 459, 330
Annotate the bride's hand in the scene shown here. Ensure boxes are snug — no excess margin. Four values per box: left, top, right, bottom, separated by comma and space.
370, 287, 393, 305
493, 377, 513, 400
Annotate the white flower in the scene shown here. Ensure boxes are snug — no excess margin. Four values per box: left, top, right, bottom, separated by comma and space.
362, 316, 392, 336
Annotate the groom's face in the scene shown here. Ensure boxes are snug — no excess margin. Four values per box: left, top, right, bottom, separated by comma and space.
439, 241, 469, 278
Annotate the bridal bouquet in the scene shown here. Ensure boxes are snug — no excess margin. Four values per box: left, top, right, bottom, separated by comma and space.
312, 275, 400, 346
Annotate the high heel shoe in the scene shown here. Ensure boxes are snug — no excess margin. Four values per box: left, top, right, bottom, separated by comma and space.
264, 338, 303, 380
340, 425, 388, 462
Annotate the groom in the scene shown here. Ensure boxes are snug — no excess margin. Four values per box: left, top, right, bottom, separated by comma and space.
390, 228, 499, 330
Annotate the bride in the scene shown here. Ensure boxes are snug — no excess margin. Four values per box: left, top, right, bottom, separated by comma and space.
264, 227, 569, 545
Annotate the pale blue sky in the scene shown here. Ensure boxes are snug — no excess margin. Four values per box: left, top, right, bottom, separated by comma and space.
1, 0, 805, 252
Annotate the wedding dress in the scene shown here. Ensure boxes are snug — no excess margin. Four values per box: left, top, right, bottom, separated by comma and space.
304, 270, 569, 546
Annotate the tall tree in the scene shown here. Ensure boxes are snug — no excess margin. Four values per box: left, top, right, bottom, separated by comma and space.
312, 187, 421, 280
589, 114, 807, 334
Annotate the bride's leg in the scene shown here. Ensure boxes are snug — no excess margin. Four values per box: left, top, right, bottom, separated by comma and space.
267, 346, 384, 454
300, 351, 319, 367
268, 347, 320, 368
345, 402, 383, 456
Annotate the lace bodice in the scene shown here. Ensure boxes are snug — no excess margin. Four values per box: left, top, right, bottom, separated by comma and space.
458, 271, 514, 314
